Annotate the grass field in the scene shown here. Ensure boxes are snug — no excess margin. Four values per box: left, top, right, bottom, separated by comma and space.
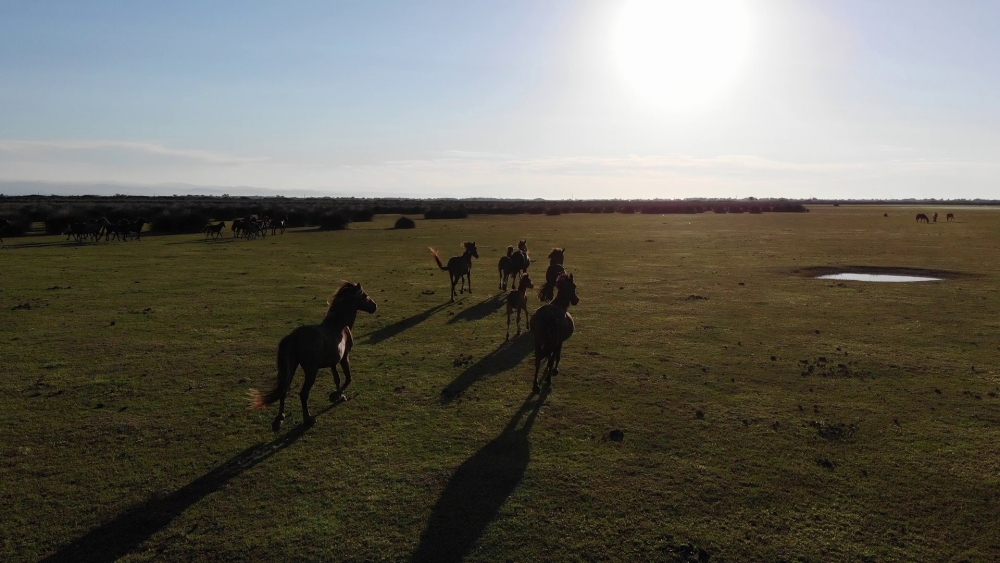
3, 207, 1000, 562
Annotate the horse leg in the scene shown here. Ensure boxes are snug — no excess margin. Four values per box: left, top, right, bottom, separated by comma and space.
532, 341, 546, 395
468, 270, 472, 294
335, 356, 353, 402
329, 365, 343, 403
450, 273, 457, 302
516, 305, 523, 335
549, 341, 564, 380
300, 367, 318, 425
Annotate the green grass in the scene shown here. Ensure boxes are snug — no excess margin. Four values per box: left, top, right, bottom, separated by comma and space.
2, 208, 1000, 562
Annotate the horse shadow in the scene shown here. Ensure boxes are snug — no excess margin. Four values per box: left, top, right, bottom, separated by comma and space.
365, 302, 450, 345
410, 389, 548, 563
164, 237, 240, 246
446, 294, 505, 325
440, 335, 534, 404
37, 408, 332, 563
1, 240, 99, 249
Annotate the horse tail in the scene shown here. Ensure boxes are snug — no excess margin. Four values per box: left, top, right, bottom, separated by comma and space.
429, 248, 448, 270
248, 335, 296, 409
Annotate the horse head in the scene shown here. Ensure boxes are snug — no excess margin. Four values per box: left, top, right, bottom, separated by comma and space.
353, 283, 378, 314
518, 274, 534, 291
464, 241, 479, 259
556, 273, 579, 306
518, 240, 528, 253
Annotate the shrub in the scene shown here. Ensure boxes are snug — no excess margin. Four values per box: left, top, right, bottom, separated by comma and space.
394, 216, 416, 229
150, 206, 211, 233
545, 208, 562, 216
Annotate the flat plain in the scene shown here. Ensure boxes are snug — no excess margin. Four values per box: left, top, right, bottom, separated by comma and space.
2, 206, 999, 562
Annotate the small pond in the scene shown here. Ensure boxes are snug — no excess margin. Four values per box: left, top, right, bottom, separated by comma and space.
817, 273, 941, 283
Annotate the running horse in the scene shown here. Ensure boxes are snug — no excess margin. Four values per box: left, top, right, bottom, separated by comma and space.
430, 241, 479, 301
203, 221, 226, 240
537, 248, 566, 302
530, 273, 579, 394
249, 282, 378, 431
498, 245, 515, 290
506, 273, 534, 340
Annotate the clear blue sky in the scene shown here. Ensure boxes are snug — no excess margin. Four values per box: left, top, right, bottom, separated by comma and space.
2, 1, 999, 198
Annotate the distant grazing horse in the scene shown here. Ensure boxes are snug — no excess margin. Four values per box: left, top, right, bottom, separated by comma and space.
933, 212, 939, 223
498, 245, 515, 290
947, 213, 955, 222
537, 248, 566, 302
916, 214, 930, 223
0, 218, 10, 244
430, 241, 479, 301
250, 282, 378, 431
203, 221, 226, 240
530, 273, 579, 394
506, 273, 534, 340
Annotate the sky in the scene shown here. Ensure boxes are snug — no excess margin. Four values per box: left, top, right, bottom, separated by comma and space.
2, 0, 999, 199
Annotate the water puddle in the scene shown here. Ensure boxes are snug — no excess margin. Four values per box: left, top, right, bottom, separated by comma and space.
817, 273, 941, 283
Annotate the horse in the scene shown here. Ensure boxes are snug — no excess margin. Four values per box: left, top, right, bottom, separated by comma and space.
510, 240, 530, 284
231, 218, 245, 238
203, 221, 226, 240
506, 273, 534, 341
0, 218, 9, 243
430, 241, 479, 302
129, 217, 148, 241
64, 221, 101, 243
933, 212, 939, 223
916, 214, 930, 223
270, 215, 287, 235
498, 246, 515, 290
249, 282, 378, 431
947, 213, 955, 222
530, 273, 579, 394
537, 248, 566, 302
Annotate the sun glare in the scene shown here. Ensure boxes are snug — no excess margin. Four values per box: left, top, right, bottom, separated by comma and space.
612, 0, 753, 111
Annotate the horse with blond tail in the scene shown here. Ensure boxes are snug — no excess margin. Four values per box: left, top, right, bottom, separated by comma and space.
249, 282, 377, 431
430, 241, 479, 301
537, 247, 565, 302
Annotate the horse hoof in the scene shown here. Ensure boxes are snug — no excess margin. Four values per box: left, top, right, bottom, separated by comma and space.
329, 392, 341, 403
271, 417, 284, 432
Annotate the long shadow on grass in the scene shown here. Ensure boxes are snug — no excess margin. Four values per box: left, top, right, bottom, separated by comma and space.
38, 408, 332, 563
1, 240, 99, 249
411, 388, 548, 563
365, 302, 451, 345
446, 294, 505, 325
440, 335, 533, 405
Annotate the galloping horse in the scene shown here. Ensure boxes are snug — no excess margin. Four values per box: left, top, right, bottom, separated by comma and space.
498, 246, 515, 290
506, 273, 534, 340
537, 248, 566, 302
270, 215, 287, 235
430, 241, 479, 301
916, 214, 930, 223
510, 240, 530, 283
947, 213, 955, 222
530, 273, 579, 394
203, 221, 226, 240
250, 282, 378, 431
129, 217, 148, 241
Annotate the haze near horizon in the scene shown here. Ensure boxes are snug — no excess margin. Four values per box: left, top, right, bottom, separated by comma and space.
2, 1, 999, 199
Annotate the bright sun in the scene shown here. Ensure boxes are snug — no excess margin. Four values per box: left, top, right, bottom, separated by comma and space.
611, 0, 753, 110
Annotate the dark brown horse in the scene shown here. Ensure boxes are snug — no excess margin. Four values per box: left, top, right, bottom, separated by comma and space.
933, 212, 939, 223
537, 247, 565, 302
249, 282, 378, 431
203, 221, 226, 240
530, 273, 579, 394
510, 240, 530, 283
506, 273, 534, 340
430, 241, 479, 301
498, 245, 515, 290
916, 213, 930, 223
0, 218, 9, 244
947, 213, 955, 222
270, 215, 287, 235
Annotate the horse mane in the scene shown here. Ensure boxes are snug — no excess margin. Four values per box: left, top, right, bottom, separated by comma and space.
462, 241, 475, 249
555, 273, 571, 290
548, 248, 563, 259
325, 281, 360, 317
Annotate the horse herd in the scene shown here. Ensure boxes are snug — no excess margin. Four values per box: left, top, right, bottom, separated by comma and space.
251, 239, 577, 431
916, 212, 955, 223
203, 215, 287, 240
61, 217, 148, 243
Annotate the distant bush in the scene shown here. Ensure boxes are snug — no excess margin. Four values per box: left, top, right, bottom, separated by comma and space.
394, 216, 416, 229
44, 207, 87, 235
150, 206, 210, 233
545, 208, 562, 216
316, 210, 351, 230
424, 208, 468, 220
